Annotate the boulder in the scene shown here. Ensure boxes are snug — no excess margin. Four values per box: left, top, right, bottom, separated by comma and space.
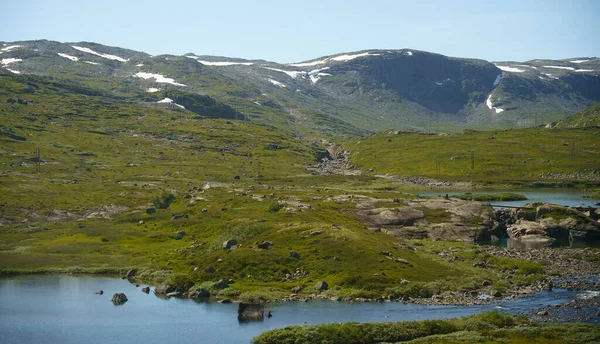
213, 279, 229, 290
188, 288, 211, 298
146, 208, 156, 214
257, 241, 273, 249
166, 291, 182, 297
205, 266, 216, 273
315, 281, 328, 291
222, 239, 237, 250
154, 284, 176, 294
289, 251, 300, 259
111, 293, 128, 305
126, 269, 137, 278
141, 287, 150, 294
94, 290, 104, 295
238, 303, 264, 320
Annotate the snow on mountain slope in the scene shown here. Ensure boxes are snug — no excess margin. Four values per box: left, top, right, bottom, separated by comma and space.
71, 45, 128, 62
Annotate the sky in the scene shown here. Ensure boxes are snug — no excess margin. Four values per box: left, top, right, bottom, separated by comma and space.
1, 0, 599, 63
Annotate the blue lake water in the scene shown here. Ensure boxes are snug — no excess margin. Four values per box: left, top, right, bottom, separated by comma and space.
0, 276, 589, 344
419, 188, 598, 208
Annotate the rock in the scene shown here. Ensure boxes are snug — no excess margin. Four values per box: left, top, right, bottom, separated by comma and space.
126, 269, 137, 278
172, 213, 189, 220
166, 291, 182, 297
154, 284, 175, 294
315, 281, 328, 291
493, 291, 503, 297
222, 239, 237, 250
94, 290, 104, 295
291, 286, 304, 293
257, 241, 273, 249
238, 303, 264, 320
399, 279, 410, 285
395, 258, 411, 265
482, 280, 492, 287
146, 208, 156, 214
289, 251, 300, 259
205, 266, 215, 273
214, 279, 229, 290
138, 220, 145, 225
111, 293, 128, 304
218, 299, 232, 304
310, 230, 322, 236
537, 310, 549, 316
141, 287, 150, 294
188, 288, 211, 298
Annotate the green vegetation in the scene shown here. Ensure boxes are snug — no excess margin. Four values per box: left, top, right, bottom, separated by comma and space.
346, 128, 600, 184
253, 312, 600, 344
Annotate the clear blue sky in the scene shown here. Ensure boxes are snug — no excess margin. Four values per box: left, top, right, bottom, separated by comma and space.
1, 0, 599, 63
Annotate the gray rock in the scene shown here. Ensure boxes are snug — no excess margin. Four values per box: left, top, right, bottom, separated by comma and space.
289, 251, 300, 259
205, 266, 215, 273
213, 279, 229, 290
126, 269, 137, 278
257, 241, 273, 249
315, 281, 328, 291
166, 291, 182, 297
141, 287, 150, 294
111, 293, 128, 304
222, 239, 237, 250
94, 290, 103, 295
146, 208, 156, 214
188, 288, 211, 298
238, 303, 264, 320
218, 299, 232, 304
154, 284, 175, 294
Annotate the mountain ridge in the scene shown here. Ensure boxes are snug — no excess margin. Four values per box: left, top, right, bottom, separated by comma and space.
2, 39, 599, 136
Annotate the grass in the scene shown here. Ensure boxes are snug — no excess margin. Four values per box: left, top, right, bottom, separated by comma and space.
252, 312, 600, 344
0, 71, 596, 299
345, 128, 600, 185
456, 192, 528, 201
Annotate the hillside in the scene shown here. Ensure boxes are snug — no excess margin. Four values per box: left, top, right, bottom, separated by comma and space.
2, 40, 599, 136
556, 101, 600, 128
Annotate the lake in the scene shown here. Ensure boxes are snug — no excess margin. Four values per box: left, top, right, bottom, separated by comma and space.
419, 188, 598, 208
0, 276, 589, 344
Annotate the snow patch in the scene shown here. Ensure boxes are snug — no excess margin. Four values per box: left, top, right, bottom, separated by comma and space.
146, 88, 160, 93
288, 58, 330, 67
495, 65, 525, 73
308, 67, 330, 75
543, 65, 575, 71
575, 69, 594, 72
264, 67, 306, 78
84, 61, 100, 65
1, 58, 22, 65
406, 51, 413, 56
186, 56, 253, 66
330, 52, 380, 62
5, 68, 20, 74
58, 53, 78, 61
435, 78, 452, 86
544, 73, 559, 80
0, 45, 21, 54
289, 52, 378, 66
310, 73, 332, 84
493, 73, 502, 87
571, 59, 590, 64
136, 63, 144, 67
268, 79, 286, 88
71, 46, 128, 62
157, 97, 185, 109
135, 72, 186, 86
486, 94, 504, 114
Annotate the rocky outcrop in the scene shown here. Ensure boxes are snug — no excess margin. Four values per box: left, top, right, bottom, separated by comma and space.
315, 281, 328, 291
357, 197, 494, 242
237, 303, 264, 320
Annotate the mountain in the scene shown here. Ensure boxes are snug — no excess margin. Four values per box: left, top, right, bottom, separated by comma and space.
2, 39, 599, 136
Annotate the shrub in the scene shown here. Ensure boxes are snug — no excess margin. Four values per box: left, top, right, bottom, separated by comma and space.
267, 202, 283, 213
